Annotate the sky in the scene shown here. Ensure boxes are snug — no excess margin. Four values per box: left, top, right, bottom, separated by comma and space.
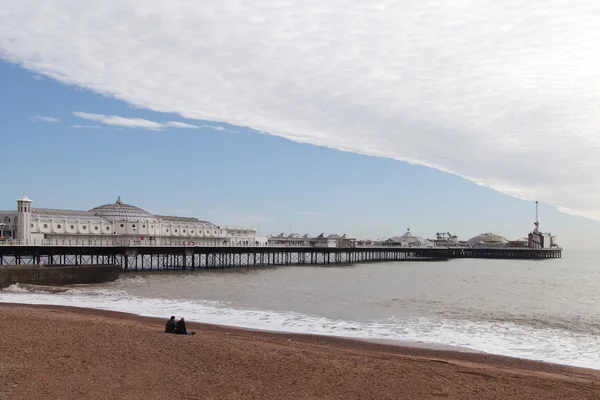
1, 1, 599, 248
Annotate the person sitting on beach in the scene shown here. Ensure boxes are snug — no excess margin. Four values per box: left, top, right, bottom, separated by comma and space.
175, 317, 195, 335
165, 316, 176, 334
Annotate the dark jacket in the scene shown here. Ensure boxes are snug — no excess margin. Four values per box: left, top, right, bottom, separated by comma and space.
175, 319, 187, 335
165, 318, 176, 334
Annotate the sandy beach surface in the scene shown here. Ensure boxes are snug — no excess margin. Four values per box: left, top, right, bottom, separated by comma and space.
1, 304, 599, 399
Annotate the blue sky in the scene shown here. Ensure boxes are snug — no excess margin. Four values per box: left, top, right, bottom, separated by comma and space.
1, 59, 598, 248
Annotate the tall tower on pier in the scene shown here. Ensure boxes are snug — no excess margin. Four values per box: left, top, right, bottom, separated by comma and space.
528, 200, 546, 248
16, 196, 32, 244
533, 200, 540, 233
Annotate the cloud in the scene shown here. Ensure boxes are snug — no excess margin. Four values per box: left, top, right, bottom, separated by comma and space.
32, 75, 42, 80
3, 2, 600, 218
72, 112, 199, 130
164, 121, 198, 129
73, 112, 165, 129
70, 124, 102, 129
204, 125, 231, 132
31, 115, 60, 123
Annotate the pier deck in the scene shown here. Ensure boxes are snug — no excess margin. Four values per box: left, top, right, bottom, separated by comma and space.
0, 245, 561, 271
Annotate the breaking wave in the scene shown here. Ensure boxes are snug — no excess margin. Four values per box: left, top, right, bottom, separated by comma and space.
1, 283, 599, 370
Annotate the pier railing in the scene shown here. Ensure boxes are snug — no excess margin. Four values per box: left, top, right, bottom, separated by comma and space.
0, 239, 440, 249
0, 239, 308, 248
0, 239, 561, 251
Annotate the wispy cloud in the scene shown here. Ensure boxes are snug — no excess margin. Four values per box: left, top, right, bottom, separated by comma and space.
70, 124, 102, 129
31, 115, 60, 123
73, 112, 166, 129
72, 112, 231, 132
4, 2, 600, 218
32, 75, 42, 80
199, 124, 235, 132
164, 121, 198, 129
72, 112, 201, 130
207, 125, 229, 132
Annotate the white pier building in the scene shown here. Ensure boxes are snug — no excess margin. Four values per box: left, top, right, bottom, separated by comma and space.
0, 196, 262, 246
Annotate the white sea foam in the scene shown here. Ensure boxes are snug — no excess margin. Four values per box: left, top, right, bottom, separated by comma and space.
2, 283, 32, 294
1, 284, 598, 370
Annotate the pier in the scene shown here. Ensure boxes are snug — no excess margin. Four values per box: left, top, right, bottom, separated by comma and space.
0, 195, 562, 271
0, 244, 561, 271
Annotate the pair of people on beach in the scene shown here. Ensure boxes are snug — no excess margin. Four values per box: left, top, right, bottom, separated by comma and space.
165, 316, 196, 335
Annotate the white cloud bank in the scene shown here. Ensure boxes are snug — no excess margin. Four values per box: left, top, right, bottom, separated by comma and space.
2, 1, 600, 218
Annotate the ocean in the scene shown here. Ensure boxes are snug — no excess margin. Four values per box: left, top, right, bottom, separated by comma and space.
1, 250, 599, 369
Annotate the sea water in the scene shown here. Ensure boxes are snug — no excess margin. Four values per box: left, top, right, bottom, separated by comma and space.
2, 250, 599, 369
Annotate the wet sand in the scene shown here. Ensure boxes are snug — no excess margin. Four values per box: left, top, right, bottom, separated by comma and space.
1, 303, 599, 399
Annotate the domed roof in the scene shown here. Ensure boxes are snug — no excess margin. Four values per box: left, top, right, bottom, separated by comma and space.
90, 197, 157, 222
467, 233, 508, 244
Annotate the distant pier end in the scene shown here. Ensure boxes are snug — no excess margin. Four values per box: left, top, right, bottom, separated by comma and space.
528, 201, 559, 249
